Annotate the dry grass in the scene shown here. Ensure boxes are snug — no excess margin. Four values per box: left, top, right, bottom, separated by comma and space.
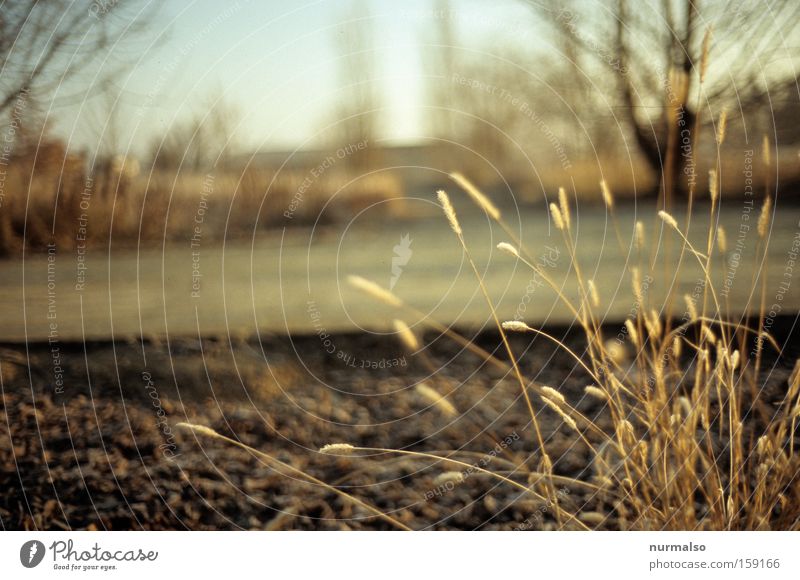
390, 169, 797, 529
0, 162, 405, 256
180, 154, 799, 529
174, 57, 800, 530
214, 165, 799, 530
525, 147, 800, 205
179, 150, 800, 528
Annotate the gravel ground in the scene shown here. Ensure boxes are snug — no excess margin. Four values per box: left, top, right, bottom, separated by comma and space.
1, 324, 797, 530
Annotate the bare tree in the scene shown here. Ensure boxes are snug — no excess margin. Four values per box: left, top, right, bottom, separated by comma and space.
150, 91, 241, 172
422, 3, 536, 181
426, 0, 458, 141
0, 1, 153, 118
332, 0, 380, 171
527, 0, 800, 197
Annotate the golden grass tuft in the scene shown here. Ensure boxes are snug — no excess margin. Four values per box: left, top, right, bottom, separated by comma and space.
179, 98, 799, 530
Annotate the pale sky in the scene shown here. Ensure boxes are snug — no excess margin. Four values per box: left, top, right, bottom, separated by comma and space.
48, 0, 798, 162
51, 0, 538, 158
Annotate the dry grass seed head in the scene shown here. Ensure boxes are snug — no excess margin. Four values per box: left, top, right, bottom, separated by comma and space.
449, 172, 501, 220
701, 348, 712, 373
631, 267, 644, 305
541, 386, 566, 404
541, 396, 578, 430
757, 196, 771, 238
502, 320, 529, 333
585, 385, 608, 400
416, 383, 457, 417
678, 397, 693, 419
716, 109, 728, 145
579, 511, 608, 526
549, 202, 565, 231
608, 374, 625, 394
700, 27, 712, 83
393, 319, 419, 351
658, 210, 679, 229
635, 221, 645, 249
437, 190, 462, 236
496, 242, 519, 258
788, 359, 800, 395
433, 471, 465, 487
709, 169, 718, 203
729, 350, 740, 370
348, 275, 403, 308
600, 180, 614, 209
588, 279, 600, 308
684, 294, 698, 320
558, 187, 571, 229
624, 319, 639, 346
717, 226, 727, 253
177, 422, 219, 438
672, 337, 683, 359
320, 443, 355, 455
616, 420, 635, 446
604, 339, 627, 365
646, 309, 662, 339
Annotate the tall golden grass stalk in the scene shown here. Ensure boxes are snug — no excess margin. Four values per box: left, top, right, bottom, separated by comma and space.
176, 423, 411, 530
